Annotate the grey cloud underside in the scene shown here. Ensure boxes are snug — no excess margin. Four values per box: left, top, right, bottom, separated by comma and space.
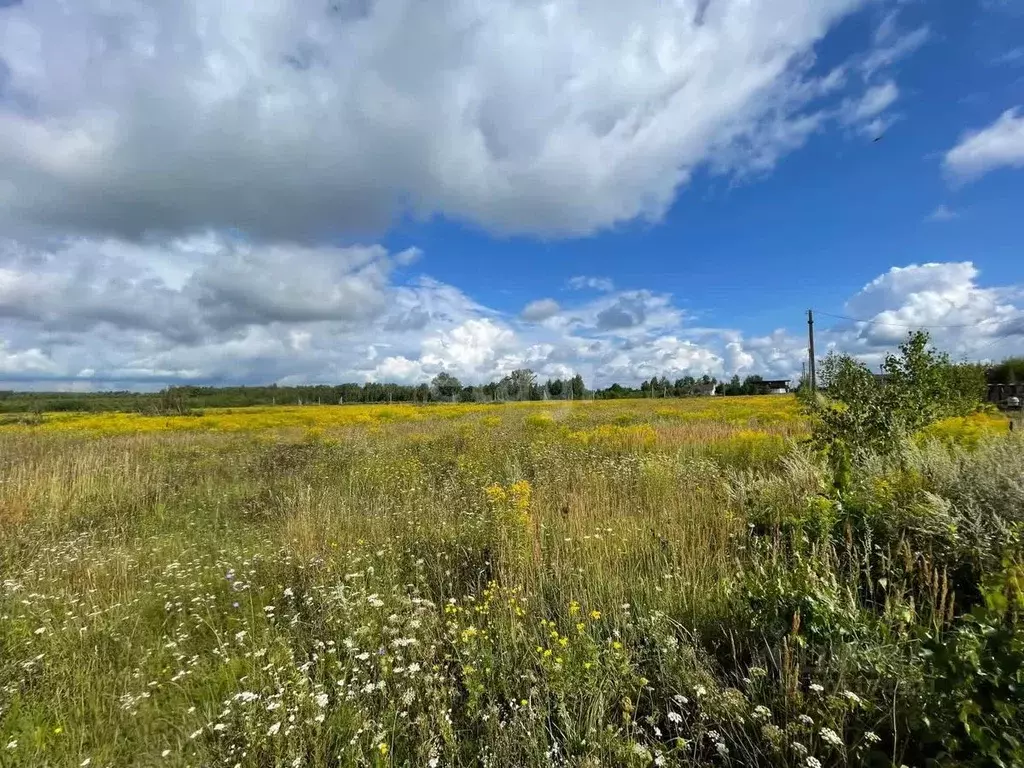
0, 1, 989, 389
0, 0, 887, 241
5, 240, 1018, 391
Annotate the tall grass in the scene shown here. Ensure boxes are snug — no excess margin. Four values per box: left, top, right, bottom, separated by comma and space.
0, 400, 1019, 767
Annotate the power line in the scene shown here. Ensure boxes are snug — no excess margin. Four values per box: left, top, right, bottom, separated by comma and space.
813, 309, 1005, 330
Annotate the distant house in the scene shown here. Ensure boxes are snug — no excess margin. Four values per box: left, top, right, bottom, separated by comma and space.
759, 379, 791, 395
988, 382, 1024, 405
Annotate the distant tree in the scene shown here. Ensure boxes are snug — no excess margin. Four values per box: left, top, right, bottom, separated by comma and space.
431, 372, 462, 401
988, 357, 1024, 384
570, 374, 585, 399
741, 375, 764, 395
509, 369, 536, 401
722, 375, 742, 396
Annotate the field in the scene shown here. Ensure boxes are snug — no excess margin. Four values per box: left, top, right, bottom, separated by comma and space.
0, 396, 1021, 767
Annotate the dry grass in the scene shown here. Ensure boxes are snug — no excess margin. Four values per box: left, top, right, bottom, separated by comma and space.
0, 397, 1017, 767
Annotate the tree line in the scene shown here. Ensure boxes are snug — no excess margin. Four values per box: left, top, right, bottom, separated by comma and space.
0, 353, 1019, 414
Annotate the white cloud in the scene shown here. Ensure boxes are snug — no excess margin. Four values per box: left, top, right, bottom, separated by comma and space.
841, 81, 899, 129
520, 299, 561, 323
0, 245, 1021, 389
0, 0, 891, 241
944, 107, 1024, 181
0, 235, 403, 341
861, 25, 930, 79
568, 276, 615, 292
925, 204, 958, 222
835, 262, 1024, 358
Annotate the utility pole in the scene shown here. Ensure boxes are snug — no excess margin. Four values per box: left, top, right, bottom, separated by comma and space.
807, 309, 817, 393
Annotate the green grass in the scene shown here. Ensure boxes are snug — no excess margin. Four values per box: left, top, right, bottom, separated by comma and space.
0, 406, 1021, 767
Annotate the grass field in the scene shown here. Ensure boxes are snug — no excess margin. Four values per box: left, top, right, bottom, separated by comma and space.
0, 397, 1020, 767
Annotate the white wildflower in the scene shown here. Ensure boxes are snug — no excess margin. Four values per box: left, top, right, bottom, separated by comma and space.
820, 727, 843, 748
667, 711, 682, 724
809, 683, 824, 693
267, 722, 282, 737
805, 758, 822, 768
315, 693, 329, 708
162, 749, 171, 758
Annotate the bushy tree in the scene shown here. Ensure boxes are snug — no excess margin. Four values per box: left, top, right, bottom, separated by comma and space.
430, 372, 462, 401
812, 331, 987, 469
570, 374, 585, 399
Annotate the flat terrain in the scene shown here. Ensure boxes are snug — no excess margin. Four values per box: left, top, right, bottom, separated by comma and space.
0, 397, 1018, 767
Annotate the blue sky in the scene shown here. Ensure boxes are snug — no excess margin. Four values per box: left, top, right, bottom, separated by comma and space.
0, 0, 1022, 389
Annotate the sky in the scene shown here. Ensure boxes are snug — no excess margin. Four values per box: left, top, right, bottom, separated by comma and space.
0, 0, 1023, 391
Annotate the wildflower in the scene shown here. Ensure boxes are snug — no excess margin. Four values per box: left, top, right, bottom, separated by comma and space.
667, 711, 682, 724
798, 714, 814, 726
81, 760, 92, 767
716, 742, 729, 758
808, 683, 824, 693
378, 743, 389, 757
805, 758, 822, 768
53, 727, 62, 735
631, 743, 651, 759
842, 690, 863, 705
752, 705, 771, 721
820, 728, 843, 749
428, 759, 439, 768
589, 610, 601, 620
189, 729, 202, 740
315, 693, 329, 708
162, 749, 171, 758
6, 740, 17, 750
267, 722, 282, 736
864, 731, 881, 744
694, 685, 707, 697
791, 742, 808, 757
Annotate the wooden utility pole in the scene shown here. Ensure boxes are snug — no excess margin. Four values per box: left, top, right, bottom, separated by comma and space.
807, 309, 817, 393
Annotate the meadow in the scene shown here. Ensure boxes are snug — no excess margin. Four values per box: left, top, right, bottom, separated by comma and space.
0, 396, 1020, 767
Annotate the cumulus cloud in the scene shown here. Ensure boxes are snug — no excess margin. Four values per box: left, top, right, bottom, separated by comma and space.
0, 0, 896, 242
1, 247, 1021, 389
0, 235, 405, 341
520, 299, 561, 323
944, 107, 1024, 181
833, 262, 1024, 358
